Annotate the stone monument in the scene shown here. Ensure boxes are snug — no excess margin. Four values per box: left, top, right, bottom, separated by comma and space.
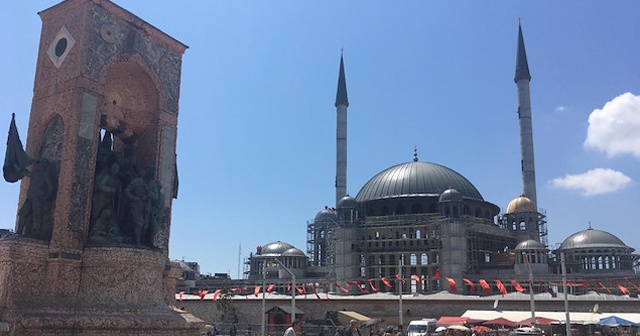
0, 0, 204, 334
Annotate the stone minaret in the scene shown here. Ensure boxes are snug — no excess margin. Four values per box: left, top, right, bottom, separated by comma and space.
515, 23, 538, 209
335, 53, 349, 206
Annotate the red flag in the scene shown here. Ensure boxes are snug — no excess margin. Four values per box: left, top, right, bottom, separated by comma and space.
231, 288, 241, 293
579, 280, 599, 295
346, 280, 369, 294
254, 286, 262, 297
198, 290, 208, 300
495, 280, 508, 296
312, 283, 321, 300
395, 274, 406, 284
462, 278, 475, 292
432, 269, 441, 280
381, 277, 393, 288
295, 284, 304, 294
335, 282, 349, 293
612, 279, 630, 295
212, 289, 222, 301
511, 280, 525, 293
479, 279, 491, 295
368, 278, 378, 293
625, 277, 640, 291
412, 275, 423, 285
267, 284, 275, 293
446, 277, 457, 293
538, 281, 556, 297
179, 290, 185, 302
594, 280, 611, 294
322, 283, 330, 299
286, 283, 291, 292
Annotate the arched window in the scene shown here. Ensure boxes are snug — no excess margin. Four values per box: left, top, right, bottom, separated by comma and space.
389, 255, 396, 266
519, 221, 526, 231
416, 229, 421, 239
379, 255, 385, 265
410, 254, 417, 265
421, 253, 428, 265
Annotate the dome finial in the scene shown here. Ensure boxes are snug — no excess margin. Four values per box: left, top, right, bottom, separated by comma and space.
413, 146, 418, 162
588, 221, 592, 230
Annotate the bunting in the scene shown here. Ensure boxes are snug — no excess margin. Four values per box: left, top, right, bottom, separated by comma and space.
368, 278, 378, 293
594, 279, 611, 294
479, 279, 491, 295
432, 269, 441, 280
446, 277, 457, 293
312, 283, 321, 300
495, 280, 508, 296
412, 275, 423, 285
179, 290, 184, 302
611, 279, 630, 295
267, 284, 275, 293
335, 282, 349, 293
198, 290, 208, 300
322, 283, 330, 299
511, 280, 525, 293
538, 281, 556, 297
625, 277, 640, 291
395, 274, 406, 284
254, 286, 262, 297
579, 280, 599, 295
381, 277, 393, 288
462, 278, 475, 292
212, 289, 222, 301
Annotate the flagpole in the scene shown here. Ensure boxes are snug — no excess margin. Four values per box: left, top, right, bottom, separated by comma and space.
398, 255, 403, 327
522, 252, 536, 326
261, 263, 266, 336
561, 252, 571, 336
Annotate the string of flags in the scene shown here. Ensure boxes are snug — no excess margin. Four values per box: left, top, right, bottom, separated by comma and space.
180, 270, 640, 302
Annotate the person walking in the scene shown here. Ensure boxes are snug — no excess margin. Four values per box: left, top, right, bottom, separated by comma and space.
284, 319, 303, 336
347, 320, 362, 336
395, 325, 406, 336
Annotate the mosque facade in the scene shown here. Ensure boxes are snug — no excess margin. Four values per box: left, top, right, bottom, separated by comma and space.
242, 25, 638, 295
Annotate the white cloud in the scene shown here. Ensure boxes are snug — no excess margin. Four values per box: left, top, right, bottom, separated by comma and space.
550, 168, 632, 196
584, 92, 640, 158
555, 106, 566, 112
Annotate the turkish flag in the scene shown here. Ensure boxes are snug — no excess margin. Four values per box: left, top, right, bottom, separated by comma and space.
368, 279, 378, 292
479, 279, 491, 295
381, 277, 393, 288
446, 277, 457, 293
254, 286, 262, 297
412, 275, 423, 285
511, 280, 525, 293
212, 289, 222, 301
432, 269, 441, 280
463, 278, 475, 292
495, 280, 508, 296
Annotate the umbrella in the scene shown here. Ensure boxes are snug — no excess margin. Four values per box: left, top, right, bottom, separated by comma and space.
435, 327, 447, 332
362, 319, 385, 328
482, 318, 517, 328
518, 317, 558, 326
471, 326, 492, 333
599, 316, 635, 327
448, 325, 470, 331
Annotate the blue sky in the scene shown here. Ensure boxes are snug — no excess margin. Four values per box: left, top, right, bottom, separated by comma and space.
2, 1, 639, 278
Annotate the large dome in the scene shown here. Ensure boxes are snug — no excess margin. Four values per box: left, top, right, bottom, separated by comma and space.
261, 241, 295, 255
506, 194, 536, 213
355, 161, 484, 202
559, 228, 631, 250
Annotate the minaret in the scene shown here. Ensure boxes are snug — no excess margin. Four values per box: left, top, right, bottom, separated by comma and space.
335, 52, 349, 206
515, 23, 538, 209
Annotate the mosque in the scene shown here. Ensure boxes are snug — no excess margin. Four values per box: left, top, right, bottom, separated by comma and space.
241, 24, 639, 295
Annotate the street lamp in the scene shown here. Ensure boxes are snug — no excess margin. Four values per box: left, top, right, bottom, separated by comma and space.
522, 252, 536, 326
274, 258, 296, 322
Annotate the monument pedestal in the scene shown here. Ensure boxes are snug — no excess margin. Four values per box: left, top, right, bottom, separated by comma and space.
0, 238, 204, 335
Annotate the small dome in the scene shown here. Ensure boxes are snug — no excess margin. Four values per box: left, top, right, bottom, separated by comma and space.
337, 195, 358, 209
314, 208, 338, 223
515, 239, 546, 250
261, 241, 295, 255
506, 194, 536, 214
281, 247, 306, 257
439, 188, 463, 203
559, 228, 632, 251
